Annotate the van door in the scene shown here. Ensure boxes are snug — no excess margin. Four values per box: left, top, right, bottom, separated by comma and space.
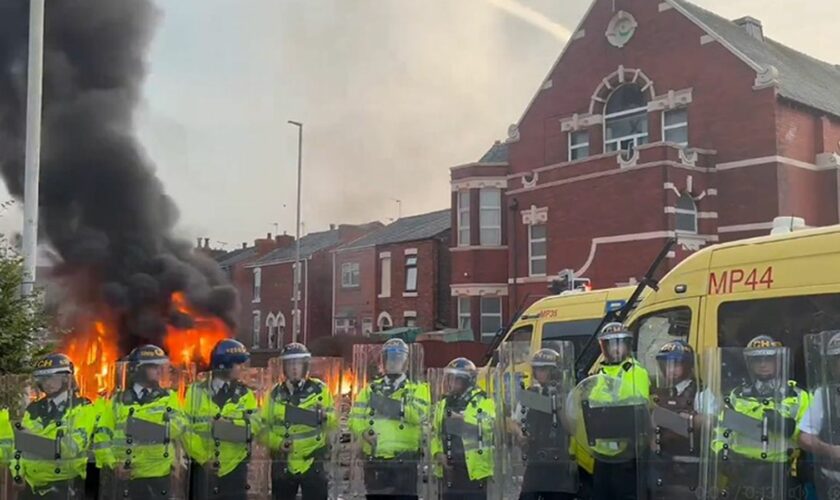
629, 298, 700, 367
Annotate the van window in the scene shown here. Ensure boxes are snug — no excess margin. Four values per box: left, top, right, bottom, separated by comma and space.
717, 293, 840, 387
499, 325, 533, 366
632, 307, 691, 368
542, 318, 602, 358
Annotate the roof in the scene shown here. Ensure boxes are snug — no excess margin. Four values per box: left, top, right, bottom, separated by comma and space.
217, 246, 257, 267
250, 229, 341, 266
338, 209, 450, 251
672, 0, 840, 118
478, 141, 509, 164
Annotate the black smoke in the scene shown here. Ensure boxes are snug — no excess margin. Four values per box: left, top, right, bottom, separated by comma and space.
0, 0, 236, 352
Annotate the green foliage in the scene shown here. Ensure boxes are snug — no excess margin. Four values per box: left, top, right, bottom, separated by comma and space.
0, 252, 50, 374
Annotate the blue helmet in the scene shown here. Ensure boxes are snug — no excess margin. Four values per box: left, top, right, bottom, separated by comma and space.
656, 339, 695, 365
444, 357, 477, 388
33, 353, 74, 377
127, 345, 169, 369
211, 339, 250, 370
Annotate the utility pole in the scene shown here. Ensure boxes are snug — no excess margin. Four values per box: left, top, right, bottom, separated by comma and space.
287, 120, 303, 342
21, 0, 46, 297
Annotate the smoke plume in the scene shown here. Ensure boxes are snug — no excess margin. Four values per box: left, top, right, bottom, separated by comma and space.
0, 0, 236, 352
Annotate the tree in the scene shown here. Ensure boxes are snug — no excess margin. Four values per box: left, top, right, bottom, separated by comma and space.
0, 243, 49, 374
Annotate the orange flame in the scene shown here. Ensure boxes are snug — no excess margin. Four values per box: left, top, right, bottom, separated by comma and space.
163, 292, 231, 369
63, 319, 120, 401
340, 370, 354, 396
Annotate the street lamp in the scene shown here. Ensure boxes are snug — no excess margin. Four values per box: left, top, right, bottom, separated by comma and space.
288, 120, 303, 343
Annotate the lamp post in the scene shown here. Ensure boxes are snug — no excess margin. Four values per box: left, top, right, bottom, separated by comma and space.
288, 120, 303, 342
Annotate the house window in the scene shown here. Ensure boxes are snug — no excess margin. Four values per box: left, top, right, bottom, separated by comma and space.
479, 188, 502, 246
405, 255, 418, 292
663, 108, 689, 146
362, 318, 373, 335
377, 312, 393, 331
265, 315, 276, 349
458, 296, 472, 332
341, 262, 360, 288
480, 297, 503, 342
528, 224, 547, 276
675, 192, 698, 233
569, 130, 590, 161
380, 255, 391, 297
457, 190, 471, 246
252, 268, 262, 302
276, 312, 286, 346
405, 317, 417, 328
251, 311, 261, 348
604, 84, 649, 153
334, 318, 355, 335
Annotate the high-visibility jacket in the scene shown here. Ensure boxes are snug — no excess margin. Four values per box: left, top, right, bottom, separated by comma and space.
0, 409, 12, 463
93, 387, 185, 480
261, 378, 336, 475
14, 395, 97, 490
349, 377, 431, 459
712, 380, 810, 463
184, 380, 259, 477
587, 358, 650, 459
430, 387, 496, 482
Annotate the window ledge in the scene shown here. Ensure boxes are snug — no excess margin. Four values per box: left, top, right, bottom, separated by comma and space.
252, 298, 261, 303
377, 293, 391, 299
403, 292, 418, 298
450, 245, 508, 252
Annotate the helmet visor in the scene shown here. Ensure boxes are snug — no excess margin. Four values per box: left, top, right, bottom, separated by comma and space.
443, 368, 473, 395
600, 337, 632, 364
381, 349, 408, 375
282, 357, 310, 382
655, 356, 694, 389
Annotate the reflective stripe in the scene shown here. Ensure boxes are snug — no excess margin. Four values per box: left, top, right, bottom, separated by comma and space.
352, 403, 367, 409
285, 428, 323, 441
191, 416, 211, 423
0, 439, 12, 446
92, 442, 110, 450
95, 427, 114, 438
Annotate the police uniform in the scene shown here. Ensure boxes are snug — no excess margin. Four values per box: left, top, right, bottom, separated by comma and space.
264, 343, 336, 500
430, 358, 495, 500
185, 339, 258, 500
349, 339, 430, 500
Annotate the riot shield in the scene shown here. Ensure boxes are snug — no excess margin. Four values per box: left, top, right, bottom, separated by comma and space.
643, 342, 703, 500
98, 361, 190, 499
499, 341, 577, 499
803, 331, 840, 500
427, 363, 501, 500
185, 366, 270, 500
346, 343, 428, 499
0, 372, 94, 499
699, 346, 795, 500
261, 355, 340, 499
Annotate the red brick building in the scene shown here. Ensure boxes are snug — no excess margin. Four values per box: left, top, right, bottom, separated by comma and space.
239, 223, 382, 353
332, 209, 451, 335
450, 0, 840, 341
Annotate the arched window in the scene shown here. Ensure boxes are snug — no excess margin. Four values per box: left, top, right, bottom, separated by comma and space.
377, 312, 393, 331
265, 314, 276, 350
276, 312, 286, 348
675, 192, 698, 233
604, 84, 649, 153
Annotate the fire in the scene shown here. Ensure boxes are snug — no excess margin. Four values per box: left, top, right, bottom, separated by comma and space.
63, 319, 119, 401
340, 370, 354, 396
163, 292, 231, 369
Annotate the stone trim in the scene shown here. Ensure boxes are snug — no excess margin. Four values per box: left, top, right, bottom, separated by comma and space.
404, 248, 418, 255
521, 205, 549, 225
449, 245, 508, 252
451, 177, 508, 191
717, 155, 836, 172
450, 284, 509, 297
647, 88, 693, 111
717, 222, 774, 233
560, 113, 603, 132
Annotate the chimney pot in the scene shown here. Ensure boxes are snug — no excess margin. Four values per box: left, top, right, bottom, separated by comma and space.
196, 237, 202, 247
267, 232, 272, 239
329, 224, 336, 231
204, 237, 210, 248
242, 242, 247, 249
733, 16, 763, 41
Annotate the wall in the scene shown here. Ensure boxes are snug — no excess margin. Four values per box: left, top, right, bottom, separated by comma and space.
333, 246, 377, 336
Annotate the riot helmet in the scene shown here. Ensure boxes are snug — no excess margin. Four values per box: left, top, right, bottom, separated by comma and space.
279, 342, 311, 383
380, 338, 409, 378
531, 348, 562, 385
655, 339, 695, 388
598, 322, 634, 365
444, 357, 477, 397
32, 353, 75, 396
127, 345, 169, 387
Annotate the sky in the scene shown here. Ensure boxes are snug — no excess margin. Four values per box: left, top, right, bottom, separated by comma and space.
0, 0, 837, 253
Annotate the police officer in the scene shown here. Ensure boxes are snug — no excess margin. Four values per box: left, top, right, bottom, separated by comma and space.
185, 339, 258, 500
431, 358, 496, 500
710, 335, 810, 499
588, 322, 650, 500
263, 342, 336, 500
94, 345, 186, 499
349, 338, 431, 500
512, 348, 577, 500
648, 340, 701, 500
799, 330, 840, 498
10, 353, 96, 500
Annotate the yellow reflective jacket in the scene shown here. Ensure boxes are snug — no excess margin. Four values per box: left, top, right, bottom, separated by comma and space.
586, 359, 650, 458
349, 377, 431, 459
260, 378, 336, 475
0, 408, 12, 464
431, 387, 496, 482
13, 395, 97, 489
712, 380, 810, 463
93, 387, 185, 479
183, 380, 259, 477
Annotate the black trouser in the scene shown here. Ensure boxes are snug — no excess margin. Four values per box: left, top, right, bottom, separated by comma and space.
272, 458, 328, 500
363, 454, 419, 498
441, 462, 486, 500
190, 461, 249, 500
593, 460, 637, 500
21, 479, 84, 500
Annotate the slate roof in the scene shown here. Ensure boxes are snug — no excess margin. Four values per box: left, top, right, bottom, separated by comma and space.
217, 247, 257, 267
338, 209, 450, 252
673, 0, 840, 118
478, 141, 509, 164
250, 229, 341, 266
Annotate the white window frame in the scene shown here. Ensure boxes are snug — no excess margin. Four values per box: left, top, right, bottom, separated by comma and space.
675, 192, 698, 234
457, 190, 471, 246
341, 262, 360, 288
361, 318, 374, 335
663, 108, 689, 147
251, 311, 261, 348
568, 130, 590, 161
276, 312, 286, 346
405, 255, 418, 292
480, 296, 503, 341
377, 312, 393, 331
479, 188, 502, 246
334, 318, 355, 336
458, 296, 472, 331
604, 104, 650, 153
380, 255, 391, 298
265, 314, 276, 349
252, 267, 262, 303
528, 224, 547, 277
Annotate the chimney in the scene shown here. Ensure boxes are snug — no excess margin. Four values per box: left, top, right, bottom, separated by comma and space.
329, 224, 336, 231
242, 242, 247, 249
196, 237, 202, 248
204, 237, 210, 248
733, 16, 763, 41
274, 233, 295, 249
